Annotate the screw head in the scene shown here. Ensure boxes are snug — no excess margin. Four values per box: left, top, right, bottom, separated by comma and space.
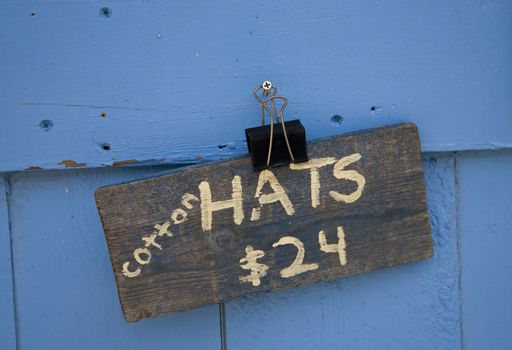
262, 80, 272, 90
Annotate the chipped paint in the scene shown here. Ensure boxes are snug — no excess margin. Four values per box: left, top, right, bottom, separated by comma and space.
59, 160, 86, 168
112, 159, 138, 167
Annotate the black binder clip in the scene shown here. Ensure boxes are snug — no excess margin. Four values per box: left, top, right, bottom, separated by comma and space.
245, 81, 308, 171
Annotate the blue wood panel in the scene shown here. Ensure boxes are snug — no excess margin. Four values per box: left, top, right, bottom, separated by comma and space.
7, 167, 221, 350
1, 0, 511, 172
0, 176, 16, 350
225, 157, 461, 350
458, 151, 512, 350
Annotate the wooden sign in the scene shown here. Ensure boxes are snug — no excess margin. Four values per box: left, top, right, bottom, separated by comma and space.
95, 123, 433, 322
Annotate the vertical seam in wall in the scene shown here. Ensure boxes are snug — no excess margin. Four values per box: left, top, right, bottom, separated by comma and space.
219, 302, 227, 350
5, 175, 20, 350
454, 155, 465, 350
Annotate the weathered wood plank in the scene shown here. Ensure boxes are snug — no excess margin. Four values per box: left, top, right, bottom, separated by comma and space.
95, 123, 433, 322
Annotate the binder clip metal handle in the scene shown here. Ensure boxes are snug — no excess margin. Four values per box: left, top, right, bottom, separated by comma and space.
245, 81, 309, 171
261, 96, 295, 166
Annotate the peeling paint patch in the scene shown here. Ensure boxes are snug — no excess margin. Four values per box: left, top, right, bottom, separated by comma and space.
59, 160, 86, 168
112, 159, 138, 167
26, 166, 42, 171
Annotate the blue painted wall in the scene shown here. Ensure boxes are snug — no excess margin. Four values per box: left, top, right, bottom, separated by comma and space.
1, 1, 511, 349
1, 0, 511, 172
458, 152, 512, 350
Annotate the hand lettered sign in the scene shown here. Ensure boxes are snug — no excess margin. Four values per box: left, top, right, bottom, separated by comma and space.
95, 123, 433, 322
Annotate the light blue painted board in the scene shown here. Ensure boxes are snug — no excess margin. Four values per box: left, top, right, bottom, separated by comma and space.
8, 167, 220, 350
0, 176, 16, 350
225, 157, 461, 350
458, 151, 512, 350
1, 0, 511, 172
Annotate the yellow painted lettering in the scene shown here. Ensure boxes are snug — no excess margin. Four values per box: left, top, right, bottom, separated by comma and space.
199, 176, 244, 231
250, 170, 295, 221
181, 193, 199, 209
329, 153, 365, 203
319, 226, 347, 265
290, 157, 337, 208
272, 236, 318, 278
133, 247, 151, 265
171, 208, 188, 225
122, 261, 141, 278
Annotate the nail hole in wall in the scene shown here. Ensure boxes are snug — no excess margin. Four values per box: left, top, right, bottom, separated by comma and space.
99, 7, 112, 18
330, 115, 343, 127
39, 119, 53, 131
101, 143, 111, 151
100, 112, 107, 118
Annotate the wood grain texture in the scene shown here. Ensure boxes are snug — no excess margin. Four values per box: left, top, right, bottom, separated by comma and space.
1, 0, 512, 172
96, 123, 433, 322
